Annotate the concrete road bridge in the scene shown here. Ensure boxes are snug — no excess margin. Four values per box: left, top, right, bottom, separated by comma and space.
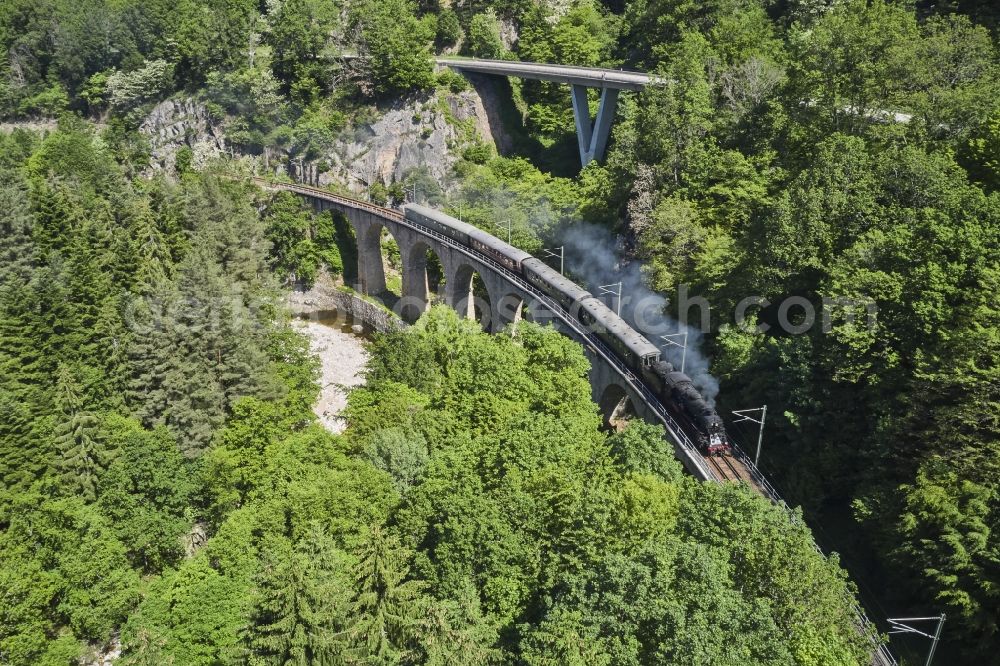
435, 57, 917, 165
254, 177, 896, 666
347, 54, 915, 167
434, 56, 654, 167
338, 54, 656, 166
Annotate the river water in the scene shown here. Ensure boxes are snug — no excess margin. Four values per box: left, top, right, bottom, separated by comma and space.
292, 313, 370, 434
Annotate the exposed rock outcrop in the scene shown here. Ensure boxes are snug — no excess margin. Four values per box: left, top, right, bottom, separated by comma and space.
0, 119, 59, 134
310, 88, 500, 193
286, 272, 406, 335
139, 99, 226, 172
80, 635, 120, 666
138, 81, 506, 195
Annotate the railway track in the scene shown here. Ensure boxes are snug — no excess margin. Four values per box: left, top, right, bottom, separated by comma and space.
705, 454, 733, 481
704, 452, 762, 490
721, 452, 756, 486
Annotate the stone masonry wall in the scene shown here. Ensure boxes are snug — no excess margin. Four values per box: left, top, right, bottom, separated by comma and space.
285, 272, 407, 334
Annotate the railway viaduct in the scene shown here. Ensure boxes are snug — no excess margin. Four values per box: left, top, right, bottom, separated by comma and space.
256, 177, 897, 666
255, 178, 714, 482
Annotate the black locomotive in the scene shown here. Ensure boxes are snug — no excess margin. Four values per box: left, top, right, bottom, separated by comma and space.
644, 361, 730, 455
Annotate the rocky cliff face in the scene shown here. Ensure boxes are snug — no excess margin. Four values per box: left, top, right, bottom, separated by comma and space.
308, 88, 500, 193
139, 78, 505, 193
0, 119, 59, 134
139, 99, 226, 172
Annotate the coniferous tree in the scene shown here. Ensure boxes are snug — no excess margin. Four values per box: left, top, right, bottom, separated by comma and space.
91, 296, 130, 411
24, 258, 77, 384
52, 365, 108, 501
0, 237, 51, 496
125, 279, 178, 429
62, 219, 115, 360
0, 170, 35, 284
346, 526, 427, 663
419, 583, 498, 666
54, 410, 102, 501
116, 193, 172, 292
161, 355, 227, 457
0, 389, 41, 502
29, 179, 78, 262
234, 528, 351, 666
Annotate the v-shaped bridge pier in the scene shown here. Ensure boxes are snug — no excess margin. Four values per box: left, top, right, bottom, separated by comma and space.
571, 85, 620, 166
434, 57, 652, 167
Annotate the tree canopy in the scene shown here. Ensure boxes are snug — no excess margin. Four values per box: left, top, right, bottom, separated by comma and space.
2, 0, 999, 662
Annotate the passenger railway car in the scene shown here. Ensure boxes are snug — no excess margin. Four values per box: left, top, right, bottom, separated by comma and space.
403, 203, 477, 245
466, 227, 531, 272
521, 257, 592, 311
403, 204, 530, 272
576, 297, 661, 369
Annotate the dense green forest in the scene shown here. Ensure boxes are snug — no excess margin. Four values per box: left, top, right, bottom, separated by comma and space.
0, 124, 871, 663
1, 0, 999, 663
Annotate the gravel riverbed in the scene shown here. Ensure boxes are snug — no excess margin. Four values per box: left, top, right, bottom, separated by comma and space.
292, 319, 370, 434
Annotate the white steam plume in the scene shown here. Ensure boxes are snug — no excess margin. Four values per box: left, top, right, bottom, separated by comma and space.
557, 222, 720, 406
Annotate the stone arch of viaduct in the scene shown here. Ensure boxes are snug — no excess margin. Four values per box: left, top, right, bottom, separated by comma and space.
284, 184, 710, 480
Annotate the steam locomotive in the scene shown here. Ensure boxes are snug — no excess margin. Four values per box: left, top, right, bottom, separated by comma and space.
646, 361, 730, 455
403, 203, 732, 456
